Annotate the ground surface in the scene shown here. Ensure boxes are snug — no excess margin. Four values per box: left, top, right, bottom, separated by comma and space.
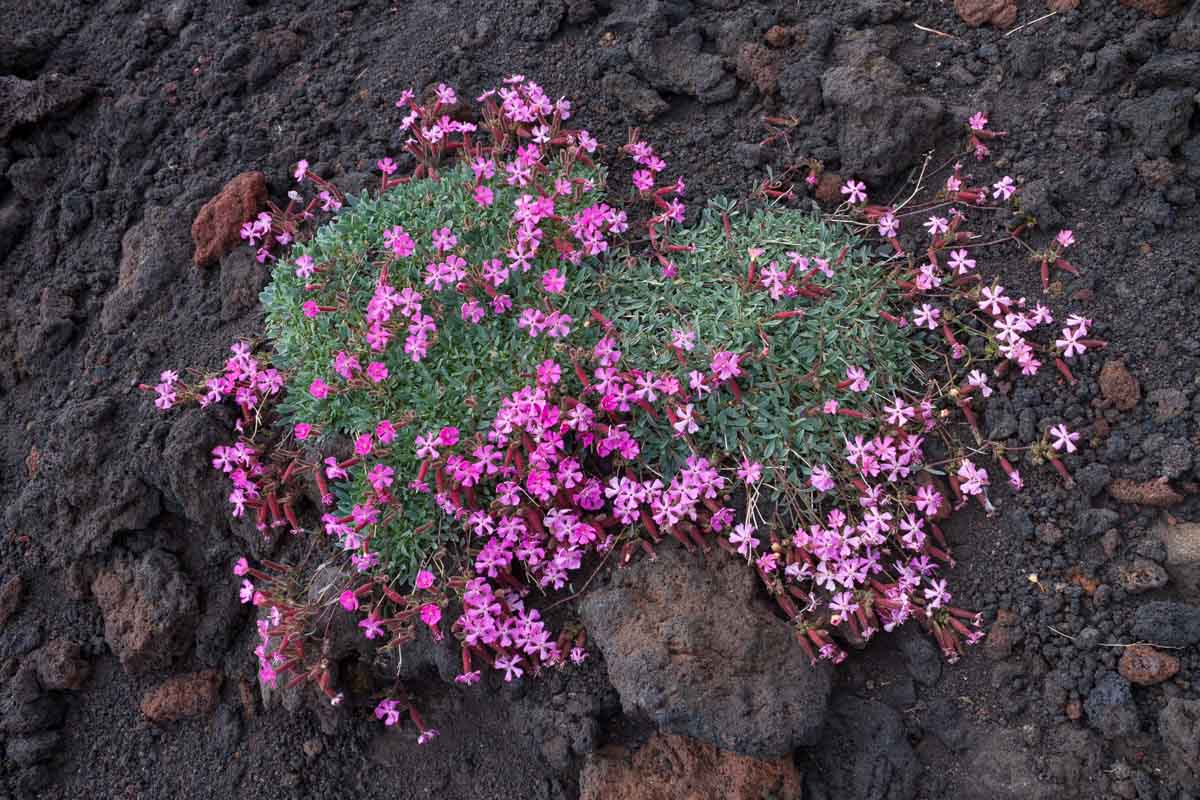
2, 0, 1200, 798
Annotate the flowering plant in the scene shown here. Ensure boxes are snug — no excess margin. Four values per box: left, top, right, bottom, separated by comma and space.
145, 80, 1098, 740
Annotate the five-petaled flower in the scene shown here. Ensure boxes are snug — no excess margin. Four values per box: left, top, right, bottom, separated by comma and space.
1049, 424, 1079, 453
841, 179, 867, 204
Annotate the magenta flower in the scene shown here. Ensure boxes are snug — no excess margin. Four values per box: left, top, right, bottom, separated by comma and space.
710, 351, 742, 381
294, 422, 312, 440
239, 580, 256, 604
455, 671, 481, 686
376, 419, 396, 444
431, 226, 457, 252
366, 362, 389, 383
495, 654, 524, 682
968, 112, 988, 131
302, 300, 320, 318
375, 698, 401, 726
473, 184, 494, 206
438, 426, 460, 446
420, 603, 442, 627
368, 463, 394, 492
339, 591, 359, 612
359, 614, 385, 639
308, 378, 330, 399
233, 558, 249, 576
354, 434, 373, 456
377, 157, 397, 175
415, 570, 436, 590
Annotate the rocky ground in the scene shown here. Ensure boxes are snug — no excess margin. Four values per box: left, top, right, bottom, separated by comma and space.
2, 0, 1200, 797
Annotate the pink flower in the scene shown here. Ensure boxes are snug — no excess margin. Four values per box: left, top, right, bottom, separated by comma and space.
420, 603, 442, 627
878, 213, 899, 238
495, 654, 524, 682
366, 361, 389, 383
631, 170, 654, 192
810, 465, 835, 492
294, 160, 309, 181
841, 179, 867, 204
354, 434, 374, 456
376, 419, 396, 444
359, 614, 385, 639
438, 426, 459, 446
992, 176, 1016, 200
368, 463, 394, 492
541, 269, 566, 294
309, 378, 330, 399
1056, 327, 1086, 358
912, 303, 941, 330
923, 215, 949, 236
435, 83, 457, 105
1056, 229, 1075, 249
339, 591, 359, 612
415, 570, 436, 590
968, 112, 988, 131
729, 522, 759, 557
473, 184, 494, 206
1049, 424, 1079, 453
431, 227, 457, 252
536, 359, 561, 385
846, 366, 870, 393
978, 285, 1009, 316
737, 458, 763, 484
948, 249, 975, 274
375, 698, 401, 726
377, 157, 397, 175
383, 226, 416, 257
710, 351, 742, 381
239, 580, 256, 604
233, 558, 249, 576
455, 671, 482, 686
302, 300, 320, 318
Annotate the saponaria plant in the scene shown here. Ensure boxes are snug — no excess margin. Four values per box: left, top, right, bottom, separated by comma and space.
144, 78, 1100, 741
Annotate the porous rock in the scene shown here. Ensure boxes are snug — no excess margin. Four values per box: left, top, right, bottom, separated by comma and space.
954, 0, 1017, 28
1083, 672, 1139, 739
1099, 360, 1140, 411
1133, 601, 1200, 647
804, 693, 918, 800
1118, 644, 1179, 685
33, 638, 90, 690
191, 171, 268, 267
579, 733, 803, 800
141, 670, 222, 722
92, 549, 198, 674
1159, 698, 1200, 789
821, 55, 943, 181
580, 545, 831, 758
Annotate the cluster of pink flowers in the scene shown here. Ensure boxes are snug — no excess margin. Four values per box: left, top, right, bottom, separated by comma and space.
148, 95, 1106, 738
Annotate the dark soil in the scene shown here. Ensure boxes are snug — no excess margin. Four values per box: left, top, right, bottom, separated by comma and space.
3, 0, 1200, 798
